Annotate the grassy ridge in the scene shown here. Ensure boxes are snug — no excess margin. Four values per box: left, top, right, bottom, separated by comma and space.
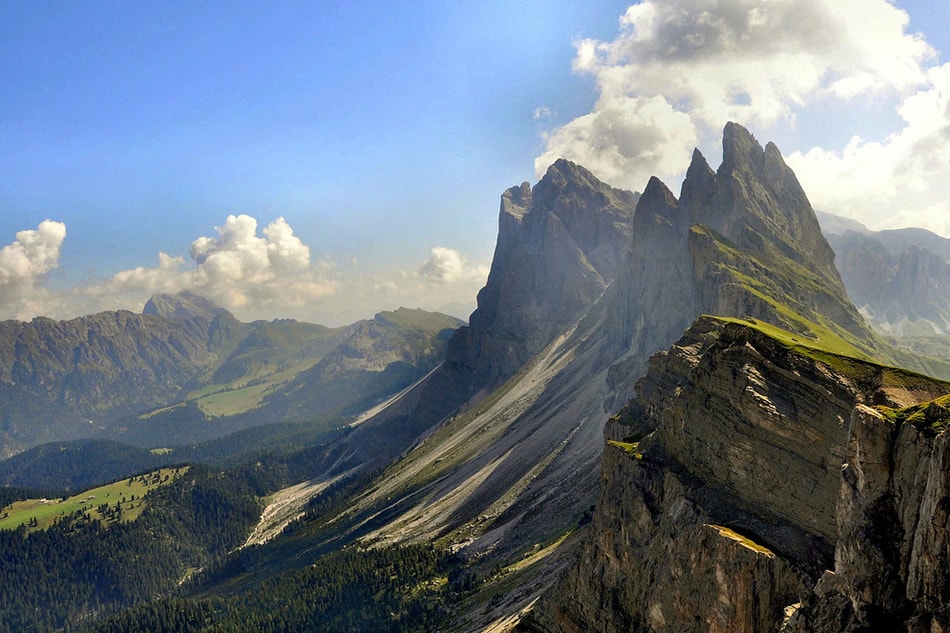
712, 316, 950, 394
0, 467, 188, 533
876, 393, 950, 436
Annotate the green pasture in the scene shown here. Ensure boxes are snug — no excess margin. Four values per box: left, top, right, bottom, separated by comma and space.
0, 466, 188, 533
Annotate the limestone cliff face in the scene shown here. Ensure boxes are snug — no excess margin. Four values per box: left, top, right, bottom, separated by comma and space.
527, 317, 950, 633
608, 175, 697, 360
785, 398, 950, 631
460, 159, 639, 386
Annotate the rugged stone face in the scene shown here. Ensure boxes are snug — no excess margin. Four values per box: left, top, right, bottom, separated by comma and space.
784, 397, 950, 632
527, 317, 950, 633
461, 159, 639, 386
604, 124, 876, 377
313, 159, 641, 478
608, 175, 697, 360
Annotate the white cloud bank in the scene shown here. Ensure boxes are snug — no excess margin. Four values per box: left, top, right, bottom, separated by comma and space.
78, 214, 339, 320
0, 218, 489, 325
537, 0, 950, 237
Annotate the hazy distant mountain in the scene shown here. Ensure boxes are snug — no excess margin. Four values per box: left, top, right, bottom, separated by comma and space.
817, 210, 950, 336
0, 293, 461, 456
114, 305, 462, 447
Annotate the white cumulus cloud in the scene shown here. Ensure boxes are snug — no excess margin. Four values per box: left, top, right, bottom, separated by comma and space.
419, 247, 490, 284
77, 214, 339, 320
787, 63, 950, 237
536, 0, 950, 237
0, 214, 342, 321
184, 214, 334, 310
0, 220, 67, 319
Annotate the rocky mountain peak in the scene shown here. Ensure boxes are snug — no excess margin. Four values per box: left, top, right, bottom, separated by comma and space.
605, 122, 873, 359
529, 159, 639, 243
143, 292, 228, 322
680, 148, 717, 210
638, 176, 679, 217
690, 124, 847, 296
720, 120, 765, 176
536, 158, 602, 195
500, 181, 531, 221
460, 158, 640, 385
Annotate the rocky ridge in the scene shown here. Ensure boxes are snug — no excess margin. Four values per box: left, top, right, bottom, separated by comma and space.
527, 317, 950, 633
0, 305, 218, 455
0, 294, 461, 455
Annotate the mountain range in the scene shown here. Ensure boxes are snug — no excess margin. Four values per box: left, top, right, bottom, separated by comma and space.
0, 294, 460, 457
816, 210, 950, 341
2, 122, 950, 632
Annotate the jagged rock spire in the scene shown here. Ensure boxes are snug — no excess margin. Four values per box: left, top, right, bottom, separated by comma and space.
460, 158, 639, 386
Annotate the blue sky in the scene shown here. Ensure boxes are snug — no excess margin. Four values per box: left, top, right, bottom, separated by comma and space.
2, 1, 949, 324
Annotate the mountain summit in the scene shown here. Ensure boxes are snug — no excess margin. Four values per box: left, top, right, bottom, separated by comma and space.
606, 122, 877, 377
460, 158, 639, 385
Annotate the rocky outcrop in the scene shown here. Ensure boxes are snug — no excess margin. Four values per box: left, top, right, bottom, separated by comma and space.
608, 175, 697, 359
527, 317, 950, 633
784, 397, 950, 631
